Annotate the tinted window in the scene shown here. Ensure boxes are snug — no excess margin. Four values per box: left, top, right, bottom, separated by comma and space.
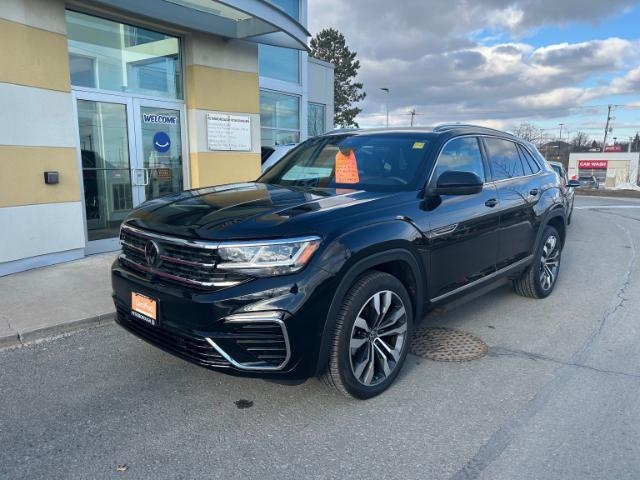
485, 138, 524, 180
259, 134, 431, 192
518, 145, 541, 174
434, 137, 485, 182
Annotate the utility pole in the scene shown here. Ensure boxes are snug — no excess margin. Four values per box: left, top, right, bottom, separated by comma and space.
409, 109, 416, 127
380, 88, 390, 128
603, 104, 613, 151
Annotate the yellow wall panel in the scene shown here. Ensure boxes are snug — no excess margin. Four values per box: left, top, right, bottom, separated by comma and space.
186, 65, 259, 113
0, 18, 71, 92
189, 152, 261, 188
0, 146, 80, 207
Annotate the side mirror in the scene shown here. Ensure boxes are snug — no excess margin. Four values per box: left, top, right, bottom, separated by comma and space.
567, 179, 580, 188
432, 171, 483, 196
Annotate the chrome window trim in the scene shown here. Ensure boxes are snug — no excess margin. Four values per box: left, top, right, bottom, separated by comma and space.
427, 133, 546, 190
480, 135, 545, 183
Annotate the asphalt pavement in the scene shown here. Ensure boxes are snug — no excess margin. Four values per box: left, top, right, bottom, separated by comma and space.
2, 195, 640, 479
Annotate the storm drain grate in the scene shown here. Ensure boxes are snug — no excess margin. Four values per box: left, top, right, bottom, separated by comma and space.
410, 327, 487, 362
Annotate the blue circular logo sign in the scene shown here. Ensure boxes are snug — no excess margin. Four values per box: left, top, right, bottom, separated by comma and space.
153, 132, 171, 153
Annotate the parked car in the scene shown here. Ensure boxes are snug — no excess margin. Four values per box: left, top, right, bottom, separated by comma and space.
578, 175, 599, 189
549, 161, 579, 223
112, 125, 569, 399
261, 143, 296, 172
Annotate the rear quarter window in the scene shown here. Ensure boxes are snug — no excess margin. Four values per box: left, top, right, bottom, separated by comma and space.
484, 137, 524, 180
518, 144, 541, 175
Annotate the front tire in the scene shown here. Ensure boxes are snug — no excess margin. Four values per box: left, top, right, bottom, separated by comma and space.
513, 225, 562, 299
321, 271, 413, 399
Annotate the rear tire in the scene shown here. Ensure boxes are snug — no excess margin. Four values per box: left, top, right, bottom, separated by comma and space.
513, 225, 562, 299
321, 271, 413, 399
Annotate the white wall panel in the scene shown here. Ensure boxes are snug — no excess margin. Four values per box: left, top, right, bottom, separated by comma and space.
0, 0, 66, 34
0, 83, 76, 148
0, 202, 85, 263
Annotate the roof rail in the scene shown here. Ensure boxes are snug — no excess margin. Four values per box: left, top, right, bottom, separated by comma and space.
325, 127, 359, 134
433, 123, 510, 136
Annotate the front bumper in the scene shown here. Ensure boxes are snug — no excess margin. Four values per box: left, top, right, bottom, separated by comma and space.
112, 259, 336, 380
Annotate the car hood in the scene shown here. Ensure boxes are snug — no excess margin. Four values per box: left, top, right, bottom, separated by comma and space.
125, 182, 403, 241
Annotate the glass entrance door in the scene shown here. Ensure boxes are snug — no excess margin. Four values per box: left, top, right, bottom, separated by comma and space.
134, 100, 185, 203
74, 92, 187, 253
77, 98, 135, 243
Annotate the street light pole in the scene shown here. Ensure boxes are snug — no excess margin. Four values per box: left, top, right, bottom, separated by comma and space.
380, 88, 390, 128
559, 123, 565, 141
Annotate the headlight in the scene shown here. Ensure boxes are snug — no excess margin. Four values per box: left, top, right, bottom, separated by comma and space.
217, 236, 321, 276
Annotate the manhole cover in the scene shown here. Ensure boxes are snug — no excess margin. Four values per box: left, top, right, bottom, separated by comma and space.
410, 327, 487, 362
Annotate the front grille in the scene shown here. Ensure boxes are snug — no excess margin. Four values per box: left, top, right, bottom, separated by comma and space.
119, 224, 245, 290
116, 307, 229, 368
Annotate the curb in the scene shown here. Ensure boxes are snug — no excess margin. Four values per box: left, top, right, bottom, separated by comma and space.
0, 311, 116, 349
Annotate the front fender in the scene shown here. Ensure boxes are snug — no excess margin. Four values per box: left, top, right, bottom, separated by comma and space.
313, 220, 427, 376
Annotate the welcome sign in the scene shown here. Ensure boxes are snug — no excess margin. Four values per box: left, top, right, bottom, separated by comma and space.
143, 114, 178, 125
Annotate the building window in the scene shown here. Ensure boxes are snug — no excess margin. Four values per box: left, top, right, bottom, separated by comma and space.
266, 0, 299, 20
308, 103, 326, 137
260, 90, 300, 146
259, 45, 300, 84
258, 1, 300, 83
65, 10, 183, 99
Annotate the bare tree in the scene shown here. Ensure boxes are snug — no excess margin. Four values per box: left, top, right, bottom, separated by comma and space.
571, 131, 590, 152
512, 122, 544, 144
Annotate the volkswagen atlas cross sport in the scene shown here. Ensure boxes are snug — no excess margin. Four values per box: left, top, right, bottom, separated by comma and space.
112, 125, 569, 399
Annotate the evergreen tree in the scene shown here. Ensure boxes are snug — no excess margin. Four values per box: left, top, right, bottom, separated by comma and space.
310, 28, 366, 128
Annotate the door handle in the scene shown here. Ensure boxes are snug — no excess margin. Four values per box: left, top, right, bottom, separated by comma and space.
529, 188, 539, 196
485, 198, 498, 208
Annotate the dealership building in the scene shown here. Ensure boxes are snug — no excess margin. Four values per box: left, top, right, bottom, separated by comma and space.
568, 152, 640, 189
0, 0, 334, 276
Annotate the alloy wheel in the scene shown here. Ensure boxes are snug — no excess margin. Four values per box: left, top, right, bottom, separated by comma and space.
539, 235, 560, 291
349, 290, 408, 386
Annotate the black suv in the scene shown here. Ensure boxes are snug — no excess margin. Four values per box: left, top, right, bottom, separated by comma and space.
112, 125, 568, 399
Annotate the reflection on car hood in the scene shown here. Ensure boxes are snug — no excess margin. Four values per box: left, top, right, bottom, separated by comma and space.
125, 182, 402, 241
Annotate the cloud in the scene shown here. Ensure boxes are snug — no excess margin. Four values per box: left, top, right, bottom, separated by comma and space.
530, 39, 631, 72
308, 0, 640, 127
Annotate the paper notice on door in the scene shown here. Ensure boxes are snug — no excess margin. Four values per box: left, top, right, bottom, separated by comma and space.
335, 149, 360, 184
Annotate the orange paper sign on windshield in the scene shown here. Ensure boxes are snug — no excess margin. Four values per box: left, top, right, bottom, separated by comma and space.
335, 148, 360, 184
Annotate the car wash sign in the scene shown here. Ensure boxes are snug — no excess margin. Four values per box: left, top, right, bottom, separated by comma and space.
143, 114, 177, 125
578, 160, 608, 169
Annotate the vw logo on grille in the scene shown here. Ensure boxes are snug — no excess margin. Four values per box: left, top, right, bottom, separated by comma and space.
144, 240, 161, 267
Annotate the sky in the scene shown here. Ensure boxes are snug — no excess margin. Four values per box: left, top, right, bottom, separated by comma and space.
308, 0, 640, 144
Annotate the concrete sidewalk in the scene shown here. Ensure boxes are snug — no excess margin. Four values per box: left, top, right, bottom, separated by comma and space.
0, 253, 117, 348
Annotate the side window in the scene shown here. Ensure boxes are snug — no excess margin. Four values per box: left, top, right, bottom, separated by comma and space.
434, 137, 485, 182
518, 146, 534, 175
484, 138, 524, 180
518, 144, 541, 174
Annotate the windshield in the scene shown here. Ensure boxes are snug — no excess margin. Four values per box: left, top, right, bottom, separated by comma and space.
258, 133, 432, 192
